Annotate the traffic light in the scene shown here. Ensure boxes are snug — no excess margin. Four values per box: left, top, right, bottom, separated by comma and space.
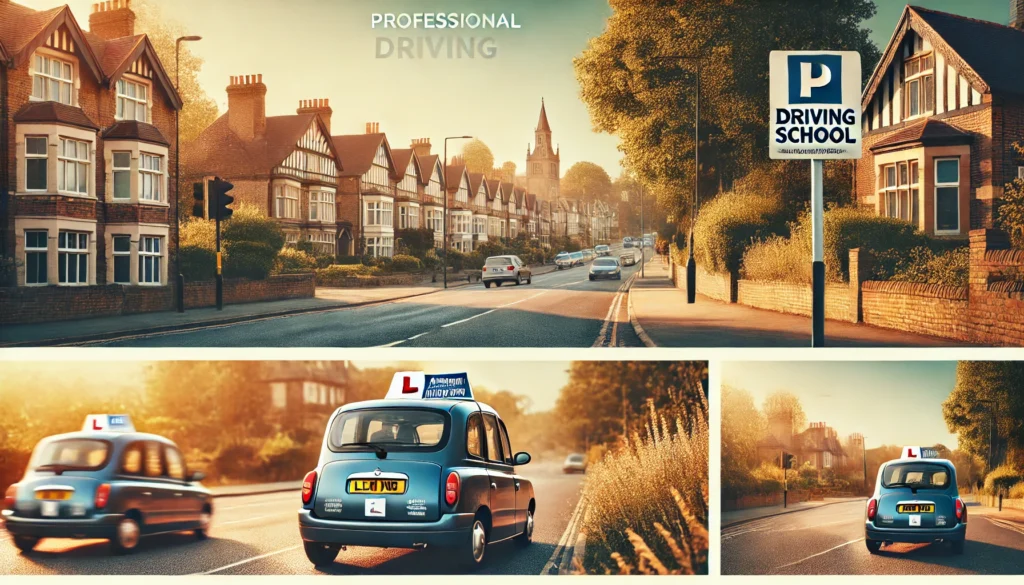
192, 181, 206, 218
782, 453, 795, 469
207, 177, 234, 221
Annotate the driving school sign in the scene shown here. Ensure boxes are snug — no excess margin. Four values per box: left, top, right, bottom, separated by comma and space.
770, 51, 862, 159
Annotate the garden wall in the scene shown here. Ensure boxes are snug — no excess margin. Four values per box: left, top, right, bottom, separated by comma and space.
737, 281, 852, 322
861, 281, 969, 341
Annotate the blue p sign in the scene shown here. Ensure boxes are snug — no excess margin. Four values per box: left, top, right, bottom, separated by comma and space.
788, 54, 842, 104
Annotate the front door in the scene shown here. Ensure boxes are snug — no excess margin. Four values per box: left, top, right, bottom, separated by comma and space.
482, 414, 517, 541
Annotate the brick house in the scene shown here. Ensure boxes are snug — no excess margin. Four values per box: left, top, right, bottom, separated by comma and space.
485, 179, 504, 239
408, 138, 445, 249
1, 0, 181, 292
444, 160, 472, 252
467, 172, 489, 249
757, 413, 849, 472
856, 4, 1024, 238
261, 360, 350, 432
333, 124, 397, 258
391, 147, 423, 234
181, 77, 341, 254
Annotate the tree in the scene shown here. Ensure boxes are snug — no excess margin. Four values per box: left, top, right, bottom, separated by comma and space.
943, 361, 1024, 469
721, 385, 764, 473
561, 161, 613, 203
574, 0, 880, 221
762, 391, 807, 433
996, 141, 1024, 248
496, 161, 517, 182
461, 139, 495, 175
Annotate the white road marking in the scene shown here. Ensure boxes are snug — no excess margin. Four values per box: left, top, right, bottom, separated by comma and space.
591, 274, 634, 347
199, 544, 302, 575
406, 331, 430, 340
985, 516, 1024, 535
773, 537, 864, 571
373, 339, 407, 347
441, 309, 496, 328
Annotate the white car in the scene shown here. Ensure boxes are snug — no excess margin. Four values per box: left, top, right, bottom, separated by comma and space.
482, 255, 532, 288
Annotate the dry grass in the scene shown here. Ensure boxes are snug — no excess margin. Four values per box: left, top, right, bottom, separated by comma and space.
576, 393, 709, 575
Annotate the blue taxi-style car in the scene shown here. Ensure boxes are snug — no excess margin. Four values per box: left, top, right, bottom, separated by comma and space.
298, 372, 536, 569
2, 415, 212, 555
865, 446, 967, 555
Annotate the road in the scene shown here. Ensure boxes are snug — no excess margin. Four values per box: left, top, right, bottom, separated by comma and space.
96, 244, 645, 348
0, 465, 584, 575
722, 500, 1024, 575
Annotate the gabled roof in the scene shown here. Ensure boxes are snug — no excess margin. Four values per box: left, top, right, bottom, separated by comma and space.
468, 172, 487, 197
102, 119, 169, 146
513, 187, 527, 206
486, 179, 502, 202
445, 163, 468, 192
417, 153, 443, 188
500, 182, 515, 203
391, 148, 422, 183
13, 100, 98, 130
86, 32, 182, 109
869, 118, 972, 152
0, 37, 9, 62
526, 193, 537, 209
334, 133, 392, 178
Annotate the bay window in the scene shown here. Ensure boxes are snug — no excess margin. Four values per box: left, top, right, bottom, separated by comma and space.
26, 137, 48, 191
935, 158, 960, 234
310, 191, 336, 222
112, 152, 132, 199
25, 230, 48, 285
366, 236, 393, 258
365, 200, 393, 226
140, 153, 162, 202
879, 160, 919, 225
112, 235, 131, 284
139, 236, 162, 285
57, 231, 89, 285
116, 78, 149, 122
32, 54, 73, 105
58, 138, 89, 195
275, 184, 299, 219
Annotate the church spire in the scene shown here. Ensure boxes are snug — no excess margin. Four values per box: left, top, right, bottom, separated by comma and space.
536, 97, 551, 132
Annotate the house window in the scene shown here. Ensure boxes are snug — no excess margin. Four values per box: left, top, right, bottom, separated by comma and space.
112, 152, 131, 199
26, 137, 48, 191
399, 206, 408, 228
140, 154, 162, 202
904, 53, 934, 118
306, 232, 335, 255
57, 231, 89, 285
139, 236, 162, 284
32, 55, 73, 105
935, 158, 960, 233
58, 138, 89, 195
310, 191, 335, 222
1018, 166, 1024, 180
365, 201, 393, 226
25, 230, 48, 285
112, 235, 131, 284
275, 185, 299, 219
270, 383, 287, 409
116, 79, 148, 122
285, 233, 298, 247
365, 236, 393, 258
880, 161, 918, 224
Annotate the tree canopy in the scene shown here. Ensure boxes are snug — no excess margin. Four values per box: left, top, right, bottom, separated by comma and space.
943, 361, 1024, 469
762, 391, 807, 433
460, 139, 495, 175
561, 161, 613, 203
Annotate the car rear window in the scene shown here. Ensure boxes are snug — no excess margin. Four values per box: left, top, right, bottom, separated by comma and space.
568, 454, 584, 463
571, 252, 583, 259
485, 256, 513, 266
329, 408, 449, 452
882, 462, 952, 489
30, 439, 110, 472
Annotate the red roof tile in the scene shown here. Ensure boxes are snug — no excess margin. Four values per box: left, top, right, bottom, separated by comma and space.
333, 133, 389, 177
13, 101, 99, 130
869, 118, 972, 152
0, 1, 64, 58
182, 113, 320, 178
485, 179, 502, 201
102, 120, 169, 146
468, 172, 487, 196
390, 148, 420, 183
445, 163, 467, 192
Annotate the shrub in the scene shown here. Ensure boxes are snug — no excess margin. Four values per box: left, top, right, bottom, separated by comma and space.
998, 177, 1024, 248
316, 264, 384, 286
334, 255, 362, 265
445, 249, 467, 272
890, 246, 969, 287
296, 240, 316, 255
180, 217, 216, 250
389, 254, 422, 273
984, 465, 1022, 495
693, 190, 788, 274
222, 204, 286, 250
1009, 482, 1024, 499
395, 227, 436, 259
274, 247, 318, 275
223, 240, 278, 279
258, 433, 315, 482
213, 442, 258, 480
180, 244, 216, 281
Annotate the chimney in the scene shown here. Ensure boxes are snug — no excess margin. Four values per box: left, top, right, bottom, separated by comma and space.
1013, 0, 1024, 29
89, 0, 136, 41
411, 138, 432, 157
226, 74, 268, 141
297, 98, 332, 133
364, 122, 381, 134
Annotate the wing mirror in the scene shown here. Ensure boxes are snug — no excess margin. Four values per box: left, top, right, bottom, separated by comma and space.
514, 452, 532, 466
189, 471, 206, 483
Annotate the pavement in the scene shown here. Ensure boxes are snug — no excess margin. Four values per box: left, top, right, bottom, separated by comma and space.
721, 498, 1024, 575
627, 257, 966, 347
722, 497, 864, 527
0, 464, 584, 575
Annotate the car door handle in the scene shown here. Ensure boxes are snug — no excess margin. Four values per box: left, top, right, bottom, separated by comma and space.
490, 482, 497, 490
174, 493, 183, 497
142, 491, 152, 496
515, 482, 521, 491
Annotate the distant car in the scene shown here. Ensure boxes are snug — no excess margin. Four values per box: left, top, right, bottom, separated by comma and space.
623, 240, 634, 249
554, 252, 573, 270
589, 257, 622, 281
298, 372, 535, 569
562, 453, 586, 474
482, 255, 531, 288
569, 251, 584, 267
581, 249, 595, 262
620, 253, 637, 267
2, 415, 212, 555
595, 244, 611, 257
865, 446, 966, 555
643, 238, 653, 248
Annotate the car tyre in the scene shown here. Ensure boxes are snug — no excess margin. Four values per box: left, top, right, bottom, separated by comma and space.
13, 535, 39, 554
950, 539, 965, 555
195, 508, 211, 540
495, 281, 502, 287
865, 539, 882, 554
484, 281, 491, 289
527, 276, 532, 284
456, 518, 488, 569
304, 541, 341, 567
516, 274, 522, 285
110, 516, 142, 555
515, 509, 534, 547
589, 275, 595, 281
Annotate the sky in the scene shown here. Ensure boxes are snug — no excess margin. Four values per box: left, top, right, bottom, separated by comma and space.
17, 0, 1012, 179
722, 361, 960, 450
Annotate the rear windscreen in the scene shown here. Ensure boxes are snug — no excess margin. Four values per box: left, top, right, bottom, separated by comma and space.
485, 257, 512, 266
329, 409, 449, 452
882, 462, 951, 489
30, 439, 110, 471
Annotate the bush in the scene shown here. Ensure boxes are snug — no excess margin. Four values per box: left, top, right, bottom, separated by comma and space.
984, 465, 1022, 495
223, 240, 278, 279
273, 247, 318, 275
395, 227, 436, 259
693, 189, 788, 274
180, 217, 216, 250
220, 204, 285, 280
445, 249, 467, 272
997, 177, 1024, 248
258, 433, 315, 482
180, 245, 216, 281
334, 255, 362, 265
213, 442, 258, 480
389, 254, 423, 273
890, 246, 969, 287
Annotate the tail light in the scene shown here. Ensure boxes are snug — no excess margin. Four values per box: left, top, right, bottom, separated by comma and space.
867, 498, 878, 521
445, 471, 460, 506
507, 265, 514, 271
302, 471, 317, 505
3, 484, 17, 509
955, 498, 965, 522
95, 484, 111, 509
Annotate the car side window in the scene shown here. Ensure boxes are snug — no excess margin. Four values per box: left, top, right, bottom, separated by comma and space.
466, 413, 484, 459
498, 419, 514, 465
165, 445, 186, 481
482, 414, 504, 464
121, 442, 144, 475
143, 441, 164, 478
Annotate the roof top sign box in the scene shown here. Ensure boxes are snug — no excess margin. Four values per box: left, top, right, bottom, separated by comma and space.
770, 51, 863, 160
83, 414, 135, 433
386, 372, 474, 400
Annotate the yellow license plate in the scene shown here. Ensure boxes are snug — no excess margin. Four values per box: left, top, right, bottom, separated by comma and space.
348, 479, 406, 494
35, 490, 72, 501
897, 503, 935, 513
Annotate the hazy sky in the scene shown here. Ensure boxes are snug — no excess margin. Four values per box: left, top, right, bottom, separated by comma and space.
722, 361, 960, 450
18, 0, 1011, 179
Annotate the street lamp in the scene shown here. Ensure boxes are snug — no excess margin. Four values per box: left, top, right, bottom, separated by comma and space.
174, 35, 201, 313
442, 136, 472, 289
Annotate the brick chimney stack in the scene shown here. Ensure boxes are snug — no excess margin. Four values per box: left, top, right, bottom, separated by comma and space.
297, 98, 332, 133
89, 0, 136, 40
411, 138, 432, 157
226, 74, 267, 141
1012, 0, 1024, 29
365, 122, 380, 134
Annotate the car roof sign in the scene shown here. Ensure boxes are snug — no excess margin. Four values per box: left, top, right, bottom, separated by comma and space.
83, 414, 135, 433
386, 371, 474, 400
900, 446, 940, 460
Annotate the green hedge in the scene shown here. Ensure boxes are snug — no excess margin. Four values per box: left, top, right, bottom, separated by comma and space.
273, 247, 318, 275
693, 190, 788, 274
984, 465, 1022, 495
390, 254, 422, 272
223, 240, 278, 279
180, 245, 216, 281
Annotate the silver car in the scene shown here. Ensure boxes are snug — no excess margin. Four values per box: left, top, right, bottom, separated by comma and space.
482, 255, 532, 288
562, 453, 586, 474
589, 257, 622, 280
595, 244, 611, 257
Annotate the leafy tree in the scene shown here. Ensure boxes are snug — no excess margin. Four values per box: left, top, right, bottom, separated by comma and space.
561, 161, 613, 203
996, 141, 1024, 248
460, 139, 495, 175
496, 161, 517, 182
943, 361, 1024, 469
762, 391, 807, 433
721, 385, 764, 473
395, 227, 436, 259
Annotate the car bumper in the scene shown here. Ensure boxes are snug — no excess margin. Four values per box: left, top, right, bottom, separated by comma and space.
590, 272, 620, 279
2, 512, 124, 539
865, 522, 966, 543
298, 509, 476, 548
482, 274, 518, 282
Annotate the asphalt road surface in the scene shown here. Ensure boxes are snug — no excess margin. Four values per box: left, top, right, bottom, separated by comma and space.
722, 499, 1024, 575
0, 464, 584, 575
97, 244, 645, 348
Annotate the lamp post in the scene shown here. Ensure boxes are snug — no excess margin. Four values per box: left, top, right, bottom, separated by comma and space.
639, 180, 645, 278
442, 136, 472, 289
174, 35, 201, 313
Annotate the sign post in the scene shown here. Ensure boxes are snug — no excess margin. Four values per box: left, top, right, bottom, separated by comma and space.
770, 50, 862, 347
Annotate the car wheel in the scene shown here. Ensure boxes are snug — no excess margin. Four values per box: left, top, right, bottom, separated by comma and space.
110, 516, 142, 555
589, 275, 594, 281
527, 276, 532, 284
457, 518, 488, 568
484, 281, 491, 288
865, 539, 882, 554
950, 539, 965, 555
195, 508, 212, 540
495, 281, 502, 287
515, 509, 534, 546
304, 541, 341, 567
13, 535, 39, 554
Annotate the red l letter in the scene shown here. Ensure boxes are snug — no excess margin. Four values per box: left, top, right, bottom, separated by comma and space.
906, 448, 917, 458
92, 418, 103, 430
402, 376, 418, 394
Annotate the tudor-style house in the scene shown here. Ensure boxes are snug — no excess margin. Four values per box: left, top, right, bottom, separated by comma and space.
486, 179, 504, 239
1, 0, 181, 292
468, 172, 489, 248
182, 78, 340, 254
335, 124, 397, 258
392, 148, 422, 231
410, 138, 445, 248
445, 161, 472, 252
856, 4, 1024, 238
539, 199, 552, 245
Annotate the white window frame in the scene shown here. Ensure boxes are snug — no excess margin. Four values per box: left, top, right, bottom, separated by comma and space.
25, 136, 48, 192
112, 234, 132, 284
903, 52, 934, 119
32, 54, 74, 105
57, 230, 89, 286
138, 235, 163, 285
365, 236, 394, 258
139, 153, 162, 202
934, 157, 960, 235
1018, 166, 1024, 180
310, 190, 336, 222
24, 230, 48, 286
275, 184, 300, 219
112, 151, 132, 200
116, 78, 149, 123
58, 138, 90, 196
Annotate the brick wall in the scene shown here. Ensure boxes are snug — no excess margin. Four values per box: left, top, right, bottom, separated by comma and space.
861, 281, 970, 341
967, 229, 1024, 345
737, 281, 852, 322
672, 264, 736, 302
183, 273, 314, 309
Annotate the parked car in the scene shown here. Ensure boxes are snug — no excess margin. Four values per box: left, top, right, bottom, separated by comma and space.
864, 446, 966, 555
482, 255, 531, 288
589, 257, 622, 280
569, 251, 584, 267
581, 249, 595, 262
298, 372, 536, 569
595, 244, 611, 257
620, 253, 637, 267
2, 415, 212, 555
554, 252, 573, 270
562, 453, 586, 474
